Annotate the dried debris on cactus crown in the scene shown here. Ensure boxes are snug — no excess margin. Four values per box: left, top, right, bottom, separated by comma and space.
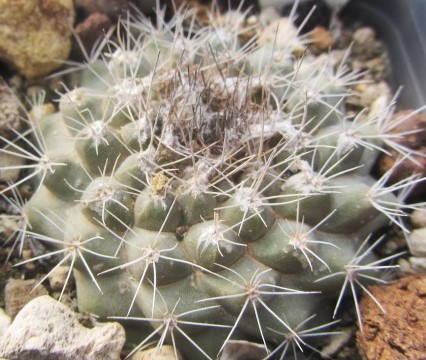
1, 2, 424, 360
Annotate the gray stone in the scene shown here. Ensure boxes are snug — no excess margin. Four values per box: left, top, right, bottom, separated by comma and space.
48, 265, 72, 292
129, 346, 182, 360
0, 308, 11, 338
409, 257, 426, 274
412, 208, 426, 229
0, 152, 26, 182
408, 228, 426, 257
221, 340, 267, 360
0, 295, 125, 360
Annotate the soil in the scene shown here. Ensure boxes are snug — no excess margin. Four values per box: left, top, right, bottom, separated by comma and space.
357, 274, 426, 360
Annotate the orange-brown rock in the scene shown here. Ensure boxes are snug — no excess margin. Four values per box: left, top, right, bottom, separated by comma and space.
308, 26, 335, 54
357, 274, 426, 360
377, 110, 426, 196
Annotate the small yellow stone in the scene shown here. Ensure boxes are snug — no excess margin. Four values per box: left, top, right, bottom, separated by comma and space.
151, 172, 170, 196
0, 0, 74, 79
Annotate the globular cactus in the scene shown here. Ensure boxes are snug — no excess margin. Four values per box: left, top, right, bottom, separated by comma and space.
1, 3, 423, 359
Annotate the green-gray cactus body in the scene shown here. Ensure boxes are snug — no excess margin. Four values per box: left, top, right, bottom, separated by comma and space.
1, 6, 419, 360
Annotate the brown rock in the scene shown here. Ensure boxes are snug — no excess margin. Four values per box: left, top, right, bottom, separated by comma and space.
385, 110, 426, 148
357, 274, 426, 360
72, 12, 112, 60
4, 278, 48, 318
0, 0, 74, 79
377, 110, 426, 196
378, 148, 426, 188
74, 0, 130, 18
308, 26, 335, 54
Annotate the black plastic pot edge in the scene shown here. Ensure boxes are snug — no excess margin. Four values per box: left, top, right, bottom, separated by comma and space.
281, 0, 426, 109
343, 0, 425, 109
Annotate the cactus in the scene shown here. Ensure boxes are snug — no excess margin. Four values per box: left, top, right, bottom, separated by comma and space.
1, 3, 424, 359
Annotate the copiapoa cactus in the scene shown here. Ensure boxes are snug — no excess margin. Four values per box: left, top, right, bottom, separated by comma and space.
1, 1, 425, 359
